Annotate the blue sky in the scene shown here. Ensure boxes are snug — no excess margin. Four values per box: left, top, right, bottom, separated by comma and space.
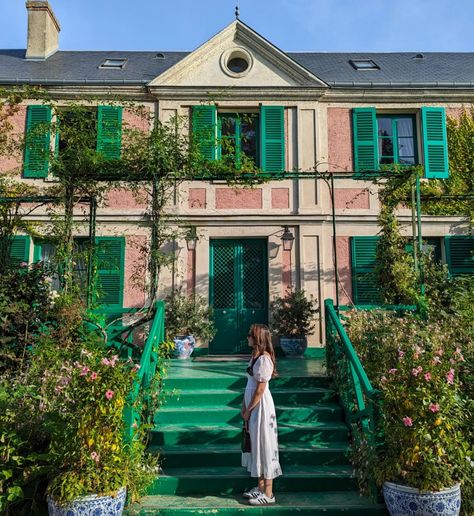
2, 0, 473, 52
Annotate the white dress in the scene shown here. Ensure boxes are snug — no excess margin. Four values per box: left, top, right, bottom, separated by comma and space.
241, 354, 283, 479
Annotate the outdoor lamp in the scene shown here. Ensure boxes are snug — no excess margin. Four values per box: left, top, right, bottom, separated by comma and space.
281, 226, 294, 252
185, 226, 198, 251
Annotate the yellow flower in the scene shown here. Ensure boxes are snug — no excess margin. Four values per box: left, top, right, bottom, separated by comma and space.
434, 418, 442, 426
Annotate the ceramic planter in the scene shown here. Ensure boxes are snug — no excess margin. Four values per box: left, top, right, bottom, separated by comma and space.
383, 481, 461, 516
279, 336, 307, 357
172, 335, 195, 359
47, 487, 126, 516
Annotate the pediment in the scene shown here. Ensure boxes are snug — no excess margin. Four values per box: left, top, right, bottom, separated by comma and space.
149, 20, 327, 88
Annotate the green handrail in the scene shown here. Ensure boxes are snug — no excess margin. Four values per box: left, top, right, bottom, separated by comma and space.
123, 300, 165, 443
324, 298, 381, 499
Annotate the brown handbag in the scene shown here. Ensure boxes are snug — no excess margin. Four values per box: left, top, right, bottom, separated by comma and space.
241, 420, 251, 453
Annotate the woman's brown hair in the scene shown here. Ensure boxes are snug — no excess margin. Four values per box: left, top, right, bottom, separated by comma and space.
249, 323, 278, 378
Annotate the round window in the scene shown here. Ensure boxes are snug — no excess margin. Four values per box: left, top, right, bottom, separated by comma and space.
227, 57, 249, 74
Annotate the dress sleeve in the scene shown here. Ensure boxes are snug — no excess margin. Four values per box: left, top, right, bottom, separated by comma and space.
253, 355, 274, 383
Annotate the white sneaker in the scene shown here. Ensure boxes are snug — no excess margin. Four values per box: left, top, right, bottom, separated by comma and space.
248, 492, 276, 505
242, 486, 260, 499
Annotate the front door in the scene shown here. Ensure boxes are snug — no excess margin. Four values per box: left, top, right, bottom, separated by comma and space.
209, 239, 268, 354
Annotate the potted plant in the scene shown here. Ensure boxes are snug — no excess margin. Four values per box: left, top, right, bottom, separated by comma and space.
33, 338, 157, 515
164, 289, 216, 359
347, 311, 471, 516
270, 289, 318, 357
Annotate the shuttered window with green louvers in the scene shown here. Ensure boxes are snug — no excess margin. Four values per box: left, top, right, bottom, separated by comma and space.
192, 105, 217, 161
445, 236, 474, 275
351, 236, 382, 305
352, 107, 379, 173
96, 106, 123, 160
95, 237, 125, 308
260, 106, 285, 172
24, 105, 52, 178
8, 236, 31, 265
421, 107, 449, 179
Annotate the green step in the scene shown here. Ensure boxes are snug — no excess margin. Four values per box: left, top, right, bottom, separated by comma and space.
155, 403, 343, 426
163, 388, 336, 408
129, 492, 387, 515
150, 465, 357, 495
164, 375, 332, 391
150, 421, 349, 446
151, 443, 350, 468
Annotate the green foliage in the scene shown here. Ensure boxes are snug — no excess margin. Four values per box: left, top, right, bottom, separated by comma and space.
164, 289, 216, 342
346, 308, 474, 510
270, 289, 318, 337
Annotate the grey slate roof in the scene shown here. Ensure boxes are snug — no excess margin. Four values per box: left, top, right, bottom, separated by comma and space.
1, 49, 474, 88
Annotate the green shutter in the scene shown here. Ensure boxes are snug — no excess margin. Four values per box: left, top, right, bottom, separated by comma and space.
445, 236, 474, 275
421, 107, 449, 179
97, 106, 122, 159
260, 106, 285, 172
351, 236, 381, 305
24, 105, 52, 178
9, 236, 31, 265
95, 237, 125, 307
352, 108, 379, 173
192, 105, 217, 161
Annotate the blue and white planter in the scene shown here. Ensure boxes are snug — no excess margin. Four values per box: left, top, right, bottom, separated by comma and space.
172, 335, 196, 359
279, 336, 307, 357
383, 481, 461, 516
47, 487, 126, 516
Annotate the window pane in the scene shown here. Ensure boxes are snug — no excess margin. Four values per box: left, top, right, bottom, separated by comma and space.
397, 118, 414, 137
220, 115, 237, 158
379, 136, 394, 161
240, 115, 257, 162
377, 118, 392, 137
398, 137, 415, 164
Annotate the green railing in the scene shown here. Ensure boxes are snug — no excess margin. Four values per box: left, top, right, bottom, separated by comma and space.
122, 301, 165, 442
324, 299, 381, 498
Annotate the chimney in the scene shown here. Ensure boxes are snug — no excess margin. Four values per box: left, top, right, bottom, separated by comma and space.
25, 1, 61, 60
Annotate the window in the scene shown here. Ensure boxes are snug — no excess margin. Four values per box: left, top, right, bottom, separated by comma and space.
99, 58, 128, 69
191, 105, 285, 173
349, 59, 380, 70
56, 109, 97, 156
445, 236, 474, 276
218, 112, 259, 168
377, 115, 417, 166
352, 107, 449, 178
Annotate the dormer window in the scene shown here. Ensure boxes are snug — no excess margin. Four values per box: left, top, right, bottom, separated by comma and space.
99, 58, 128, 69
349, 59, 380, 70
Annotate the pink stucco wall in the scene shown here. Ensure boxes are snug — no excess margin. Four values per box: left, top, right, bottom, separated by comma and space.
336, 236, 352, 305
0, 105, 26, 173
188, 188, 206, 209
334, 188, 370, 209
328, 108, 353, 172
122, 108, 150, 133
271, 188, 290, 209
446, 108, 466, 121
106, 188, 148, 209
215, 188, 262, 209
124, 235, 147, 308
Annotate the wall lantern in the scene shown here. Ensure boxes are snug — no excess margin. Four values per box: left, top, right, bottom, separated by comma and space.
281, 226, 294, 252
185, 226, 198, 251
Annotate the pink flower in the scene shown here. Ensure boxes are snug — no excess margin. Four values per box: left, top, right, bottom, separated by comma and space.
412, 366, 423, 377
432, 356, 441, 365
403, 416, 413, 427
388, 368, 397, 375
398, 350, 405, 358
380, 375, 388, 384
105, 389, 114, 400
80, 366, 90, 376
133, 364, 141, 372
429, 403, 440, 413
446, 369, 455, 385
424, 373, 432, 382
20, 261, 28, 267
435, 348, 444, 357
90, 452, 100, 463
90, 372, 98, 380
101, 358, 110, 366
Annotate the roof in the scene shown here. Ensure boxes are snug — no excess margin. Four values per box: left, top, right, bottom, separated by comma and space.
1, 49, 474, 88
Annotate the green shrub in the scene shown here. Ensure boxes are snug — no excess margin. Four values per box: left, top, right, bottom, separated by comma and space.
270, 289, 318, 337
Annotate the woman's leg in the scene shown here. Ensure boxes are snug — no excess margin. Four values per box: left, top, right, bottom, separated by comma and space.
263, 478, 273, 498
258, 475, 265, 492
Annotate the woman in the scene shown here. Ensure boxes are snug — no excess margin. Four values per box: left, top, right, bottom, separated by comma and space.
241, 324, 282, 505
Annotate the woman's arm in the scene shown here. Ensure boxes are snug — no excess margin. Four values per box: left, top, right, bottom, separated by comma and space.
243, 381, 266, 420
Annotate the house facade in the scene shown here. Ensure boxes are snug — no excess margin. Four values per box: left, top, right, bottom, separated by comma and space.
2, 1, 473, 354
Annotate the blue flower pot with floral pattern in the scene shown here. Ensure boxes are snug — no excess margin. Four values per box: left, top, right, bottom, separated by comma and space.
172, 335, 195, 359
383, 482, 461, 516
279, 337, 307, 357
47, 487, 126, 516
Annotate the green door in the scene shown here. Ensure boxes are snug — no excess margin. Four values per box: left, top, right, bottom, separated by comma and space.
210, 239, 268, 355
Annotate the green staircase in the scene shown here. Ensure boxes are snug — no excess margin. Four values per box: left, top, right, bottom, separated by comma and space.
130, 358, 386, 515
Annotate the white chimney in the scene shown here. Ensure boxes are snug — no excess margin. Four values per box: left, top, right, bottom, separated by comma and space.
25, 1, 61, 60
